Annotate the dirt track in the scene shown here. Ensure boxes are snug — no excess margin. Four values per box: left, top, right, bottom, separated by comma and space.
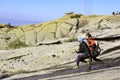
6, 55, 120, 80
1, 40, 120, 80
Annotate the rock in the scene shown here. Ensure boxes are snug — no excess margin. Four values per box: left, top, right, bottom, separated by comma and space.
65, 12, 74, 15
37, 40, 61, 46
51, 54, 56, 57
0, 15, 120, 49
0, 73, 9, 79
0, 36, 120, 80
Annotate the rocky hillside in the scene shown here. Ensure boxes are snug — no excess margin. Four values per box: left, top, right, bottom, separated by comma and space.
0, 13, 120, 49
0, 13, 120, 80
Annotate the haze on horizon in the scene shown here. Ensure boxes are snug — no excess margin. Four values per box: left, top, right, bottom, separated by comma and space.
0, 0, 120, 26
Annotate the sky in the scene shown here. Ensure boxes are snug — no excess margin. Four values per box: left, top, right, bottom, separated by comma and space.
0, 0, 120, 26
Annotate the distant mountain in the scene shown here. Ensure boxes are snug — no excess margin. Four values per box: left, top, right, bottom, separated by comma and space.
0, 18, 44, 26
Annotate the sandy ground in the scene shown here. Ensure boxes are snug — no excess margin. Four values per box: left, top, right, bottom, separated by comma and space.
1, 40, 120, 80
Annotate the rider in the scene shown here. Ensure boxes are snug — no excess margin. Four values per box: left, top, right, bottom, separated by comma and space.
73, 38, 92, 69
85, 30, 102, 62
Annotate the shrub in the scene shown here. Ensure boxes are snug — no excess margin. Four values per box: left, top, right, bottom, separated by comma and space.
81, 29, 85, 33
5, 22, 14, 28
8, 40, 28, 49
89, 14, 98, 18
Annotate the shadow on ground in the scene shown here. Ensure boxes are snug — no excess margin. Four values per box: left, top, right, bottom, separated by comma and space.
12, 56, 120, 80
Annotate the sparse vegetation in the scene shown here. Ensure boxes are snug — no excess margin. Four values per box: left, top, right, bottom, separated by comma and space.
60, 13, 83, 20
88, 14, 105, 18
88, 14, 98, 18
5, 23, 11, 27
8, 40, 28, 49
71, 14, 83, 18
64, 38, 77, 42
81, 29, 85, 33
5, 23, 14, 28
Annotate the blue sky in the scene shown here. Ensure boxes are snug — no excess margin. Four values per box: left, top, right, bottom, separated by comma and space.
0, 0, 120, 26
